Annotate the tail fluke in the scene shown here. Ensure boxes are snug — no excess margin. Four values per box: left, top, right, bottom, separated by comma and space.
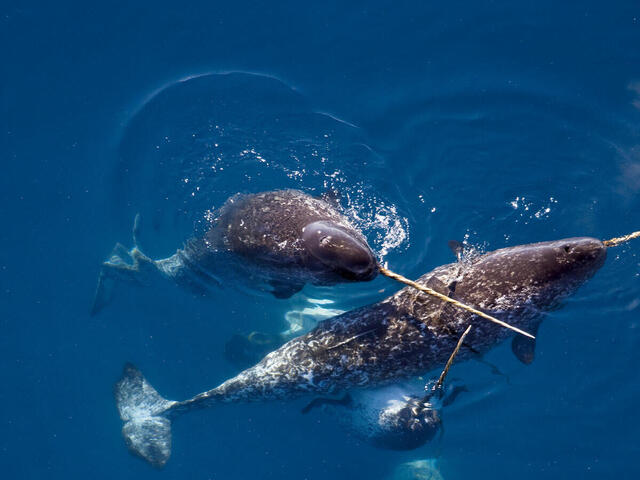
91, 244, 134, 316
91, 214, 153, 316
115, 363, 177, 468
90, 242, 159, 315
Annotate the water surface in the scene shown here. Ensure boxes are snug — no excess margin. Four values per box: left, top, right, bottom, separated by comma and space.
2, 1, 640, 479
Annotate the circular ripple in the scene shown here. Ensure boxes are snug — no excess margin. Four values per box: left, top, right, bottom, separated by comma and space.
115, 72, 409, 269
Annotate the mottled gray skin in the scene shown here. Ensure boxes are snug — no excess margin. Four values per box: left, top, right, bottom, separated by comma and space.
183, 189, 377, 290
116, 237, 606, 466
338, 379, 468, 451
364, 390, 442, 450
93, 189, 376, 314
177, 237, 606, 408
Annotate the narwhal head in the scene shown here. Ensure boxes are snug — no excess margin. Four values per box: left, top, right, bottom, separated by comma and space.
368, 396, 442, 451
457, 237, 607, 311
302, 221, 378, 282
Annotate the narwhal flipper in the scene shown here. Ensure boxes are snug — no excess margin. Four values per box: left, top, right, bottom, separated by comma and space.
511, 321, 541, 364
115, 363, 177, 468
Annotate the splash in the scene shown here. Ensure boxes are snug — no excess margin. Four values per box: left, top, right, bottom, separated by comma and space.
342, 186, 410, 260
508, 195, 558, 222
117, 72, 409, 260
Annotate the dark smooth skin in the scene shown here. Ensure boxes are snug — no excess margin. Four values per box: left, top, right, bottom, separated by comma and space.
302, 221, 378, 281
548, 237, 607, 279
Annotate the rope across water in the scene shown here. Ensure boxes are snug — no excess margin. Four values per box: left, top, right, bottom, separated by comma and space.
434, 325, 472, 391
379, 229, 639, 341
378, 266, 535, 339
603, 230, 640, 247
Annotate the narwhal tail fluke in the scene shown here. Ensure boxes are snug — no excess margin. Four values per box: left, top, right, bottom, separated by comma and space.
91, 214, 156, 316
115, 363, 178, 468
90, 242, 158, 316
90, 243, 133, 316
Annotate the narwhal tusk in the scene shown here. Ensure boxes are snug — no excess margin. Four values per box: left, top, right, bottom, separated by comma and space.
434, 325, 473, 391
603, 230, 640, 247
378, 265, 535, 340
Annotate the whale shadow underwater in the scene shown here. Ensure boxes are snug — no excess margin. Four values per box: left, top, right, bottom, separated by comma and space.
114, 236, 608, 467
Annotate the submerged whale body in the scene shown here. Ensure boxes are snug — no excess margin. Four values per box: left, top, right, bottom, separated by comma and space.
92, 189, 377, 313
115, 237, 607, 467
324, 382, 446, 451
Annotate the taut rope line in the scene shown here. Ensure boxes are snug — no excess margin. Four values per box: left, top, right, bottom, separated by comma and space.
378, 231, 640, 341
378, 265, 535, 339
603, 230, 640, 247
434, 325, 472, 391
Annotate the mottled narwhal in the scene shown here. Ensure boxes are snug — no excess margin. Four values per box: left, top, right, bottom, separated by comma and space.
323, 325, 473, 452
115, 236, 607, 467
92, 189, 377, 313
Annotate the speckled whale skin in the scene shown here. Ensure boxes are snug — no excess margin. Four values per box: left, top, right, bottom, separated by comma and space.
116, 237, 606, 467
94, 189, 376, 315
177, 236, 606, 409
183, 189, 372, 288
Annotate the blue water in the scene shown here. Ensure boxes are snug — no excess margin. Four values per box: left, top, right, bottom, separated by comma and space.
2, 1, 640, 478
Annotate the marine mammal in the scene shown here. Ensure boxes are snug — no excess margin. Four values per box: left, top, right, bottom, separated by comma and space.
92, 189, 377, 313
115, 236, 606, 467
324, 326, 472, 451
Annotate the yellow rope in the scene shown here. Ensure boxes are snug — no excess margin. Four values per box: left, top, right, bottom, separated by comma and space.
377, 230, 638, 343
603, 230, 640, 247
378, 266, 535, 339
435, 325, 472, 390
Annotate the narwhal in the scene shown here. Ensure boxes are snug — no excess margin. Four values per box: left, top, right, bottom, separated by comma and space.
326, 326, 474, 451
92, 189, 378, 314
115, 235, 615, 467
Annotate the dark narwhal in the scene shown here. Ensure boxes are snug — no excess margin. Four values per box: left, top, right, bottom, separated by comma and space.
92, 189, 377, 313
114, 236, 607, 467
331, 326, 472, 451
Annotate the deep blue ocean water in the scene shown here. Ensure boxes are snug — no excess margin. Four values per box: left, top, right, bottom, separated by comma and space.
2, 1, 640, 478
